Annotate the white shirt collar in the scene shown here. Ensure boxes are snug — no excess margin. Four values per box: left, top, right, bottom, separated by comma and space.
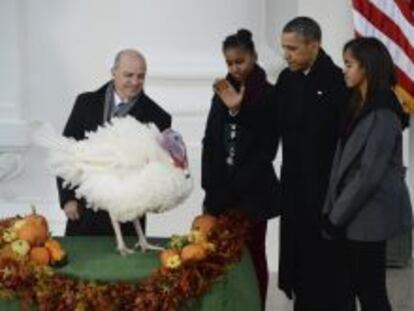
113, 91, 142, 105
113, 92, 125, 106
302, 67, 311, 76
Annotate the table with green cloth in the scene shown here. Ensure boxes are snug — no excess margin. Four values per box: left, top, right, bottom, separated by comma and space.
1, 236, 261, 311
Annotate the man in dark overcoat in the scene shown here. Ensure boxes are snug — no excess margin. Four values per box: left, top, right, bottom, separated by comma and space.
275, 17, 355, 310
57, 49, 171, 236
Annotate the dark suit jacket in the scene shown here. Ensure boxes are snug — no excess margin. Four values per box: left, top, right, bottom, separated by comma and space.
58, 82, 171, 236
202, 76, 280, 221
275, 50, 349, 296
323, 90, 413, 241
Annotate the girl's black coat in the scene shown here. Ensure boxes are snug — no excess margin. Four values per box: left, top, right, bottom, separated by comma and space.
201, 67, 280, 221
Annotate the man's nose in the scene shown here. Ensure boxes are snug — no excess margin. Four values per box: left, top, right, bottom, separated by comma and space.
230, 65, 239, 74
130, 76, 141, 85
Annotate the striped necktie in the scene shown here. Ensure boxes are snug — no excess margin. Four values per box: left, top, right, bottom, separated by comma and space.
113, 102, 129, 117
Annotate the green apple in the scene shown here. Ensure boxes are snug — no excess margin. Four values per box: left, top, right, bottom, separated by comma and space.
2, 229, 17, 242
168, 234, 189, 249
11, 239, 31, 256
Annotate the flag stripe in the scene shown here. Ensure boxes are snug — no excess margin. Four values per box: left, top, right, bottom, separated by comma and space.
392, 0, 414, 26
352, 0, 414, 103
370, 0, 414, 44
353, 0, 414, 61
353, 9, 414, 82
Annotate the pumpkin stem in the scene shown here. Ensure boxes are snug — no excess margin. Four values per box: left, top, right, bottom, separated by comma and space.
30, 204, 37, 215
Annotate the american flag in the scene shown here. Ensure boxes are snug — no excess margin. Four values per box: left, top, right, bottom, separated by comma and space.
352, 0, 414, 113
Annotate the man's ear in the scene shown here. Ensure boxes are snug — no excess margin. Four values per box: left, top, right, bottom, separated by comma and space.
310, 40, 321, 53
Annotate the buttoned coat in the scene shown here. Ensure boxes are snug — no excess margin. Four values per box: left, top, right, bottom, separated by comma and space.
275, 50, 348, 297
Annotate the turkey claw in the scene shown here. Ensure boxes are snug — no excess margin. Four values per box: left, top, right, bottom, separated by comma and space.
135, 241, 164, 252
117, 246, 135, 256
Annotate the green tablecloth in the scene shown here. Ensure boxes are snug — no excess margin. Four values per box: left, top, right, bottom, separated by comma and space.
1, 237, 261, 311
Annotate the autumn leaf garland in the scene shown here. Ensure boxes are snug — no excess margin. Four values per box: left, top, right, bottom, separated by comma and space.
0, 210, 250, 311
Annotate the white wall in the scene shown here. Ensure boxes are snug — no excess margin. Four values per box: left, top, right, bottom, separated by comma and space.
2, 0, 408, 274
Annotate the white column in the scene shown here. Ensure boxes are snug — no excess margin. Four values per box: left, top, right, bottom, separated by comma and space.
0, 0, 28, 181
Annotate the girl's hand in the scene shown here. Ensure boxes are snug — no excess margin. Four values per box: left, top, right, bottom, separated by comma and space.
213, 79, 245, 113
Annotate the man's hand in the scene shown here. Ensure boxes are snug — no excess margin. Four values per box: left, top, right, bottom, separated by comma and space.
63, 200, 81, 221
214, 79, 245, 113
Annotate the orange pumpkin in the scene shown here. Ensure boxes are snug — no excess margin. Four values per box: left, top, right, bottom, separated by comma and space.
18, 223, 48, 247
30, 247, 50, 265
181, 244, 207, 262
25, 211, 48, 228
17, 214, 49, 247
191, 215, 217, 235
44, 239, 66, 263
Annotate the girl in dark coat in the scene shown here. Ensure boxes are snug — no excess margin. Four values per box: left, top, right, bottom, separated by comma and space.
323, 37, 413, 311
201, 29, 280, 309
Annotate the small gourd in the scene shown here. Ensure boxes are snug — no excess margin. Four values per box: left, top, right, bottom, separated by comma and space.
181, 244, 207, 262
191, 215, 217, 236
30, 246, 51, 265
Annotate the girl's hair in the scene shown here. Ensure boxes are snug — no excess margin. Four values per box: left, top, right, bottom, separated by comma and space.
222, 29, 255, 54
343, 37, 396, 104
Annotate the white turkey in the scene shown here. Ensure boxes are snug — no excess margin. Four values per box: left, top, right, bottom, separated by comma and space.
36, 116, 193, 255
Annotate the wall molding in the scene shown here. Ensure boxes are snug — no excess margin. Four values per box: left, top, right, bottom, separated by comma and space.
146, 51, 283, 83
